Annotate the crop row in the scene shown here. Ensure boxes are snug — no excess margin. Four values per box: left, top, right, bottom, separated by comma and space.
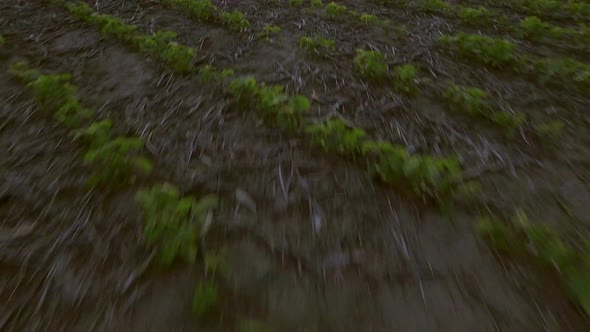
478, 211, 590, 317
228, 76, 475, 205
59, 1, 471, 206
417, 0, 590, 22
443, 84, 564, 145
162, 0, 251, 32
9, 59, 221, 317
417, 0, 590, 50
439, 32, 590, 94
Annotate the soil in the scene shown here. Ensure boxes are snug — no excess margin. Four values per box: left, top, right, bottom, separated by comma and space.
1, 0, 590, 331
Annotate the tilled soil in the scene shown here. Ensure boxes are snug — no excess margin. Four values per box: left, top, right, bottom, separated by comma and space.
1, 1, 590, 331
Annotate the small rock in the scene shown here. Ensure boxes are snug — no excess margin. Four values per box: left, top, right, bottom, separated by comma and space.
236, 188, 256, 214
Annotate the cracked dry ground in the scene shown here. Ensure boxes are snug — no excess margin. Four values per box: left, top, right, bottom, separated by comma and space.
1, 1, 590, 331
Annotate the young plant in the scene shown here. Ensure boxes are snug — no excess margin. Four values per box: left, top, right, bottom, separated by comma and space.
192, 280, 219, 319
199, 65, 234, 82
311, 0, 323, 8
64, 2, 95, 21
444, 84, 490, 115
84, 137, 152, 187
27, 73, 92, 127
136, 183, 218, 266
393, 64, 419, 96
535, 120, 564, 145
305, 118, 368, 155
289, 0, 303, 7
490, 111, 525, 136
354, 49, 389, 80
439, 33, 520, 68
9, 61, 40, 83
277, 95, 310, 130
167, 0, 218, 21
72, 119, 113, 148
204, 247, 229, 279
475, 216, 520, 252
258, 25, 281, 40
299, 35, 335, 55
0, 34, 4, 47
220, 10, 251, 32
365, 142, 463, 200
517, 16, 551, 41
134, 31, 196, 74
416, 0, 451, 14
159, 41, 196, 73
359, 14, 388, 27
256, 84, 310, 129
229, 77, 259, 110
326, 2, 347, 19
94, 15, 137, 40
458, 6, 493, 25
531, 57, 590, 93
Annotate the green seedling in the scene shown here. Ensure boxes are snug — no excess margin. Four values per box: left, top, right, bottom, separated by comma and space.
444, 84, 490, 115
0, 34, 5, 47
416, 0, 451, 13
305, 118, 368, 155
299, 36, 335, 55
439, 33, 520, 68
326, 2, 347, 19
94, 15, 137, 40
368, 145, 462, 200
535, 120, 564, 145
393, 64, 419, 95
9, 61, 40, 83
204, 247, 229, 279
27, 73, 76, 111
229, 77, 259, 109
258, 25, 281, 40
517, 16, 550, 41
258, 84, 288, 114
134, 31, 196, 73
136, 183, 218, 266
84, 137, 152, 187
134, 30, 177, 53
511, 0, 590, 18
159, 41, 196, 73
199, 65, 234, 82
167, 0, 218, 21
476, 216, 520, 252
220, 10, 251, 32
277, 95, 310, 130
256, 84, 310, 129
458, 6, 493, 25
64, 2, 95, 21
192, 280, 219, 319
354, 49, 389, 80
531, 57, 590, 92
359, 14, 388, 27
72, 119, 113, 148
360, 14, 379, 25
289, 0, 303, 7
27, 73, 92, 127
311, 0, 323, 8
491, 111, 525, 136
